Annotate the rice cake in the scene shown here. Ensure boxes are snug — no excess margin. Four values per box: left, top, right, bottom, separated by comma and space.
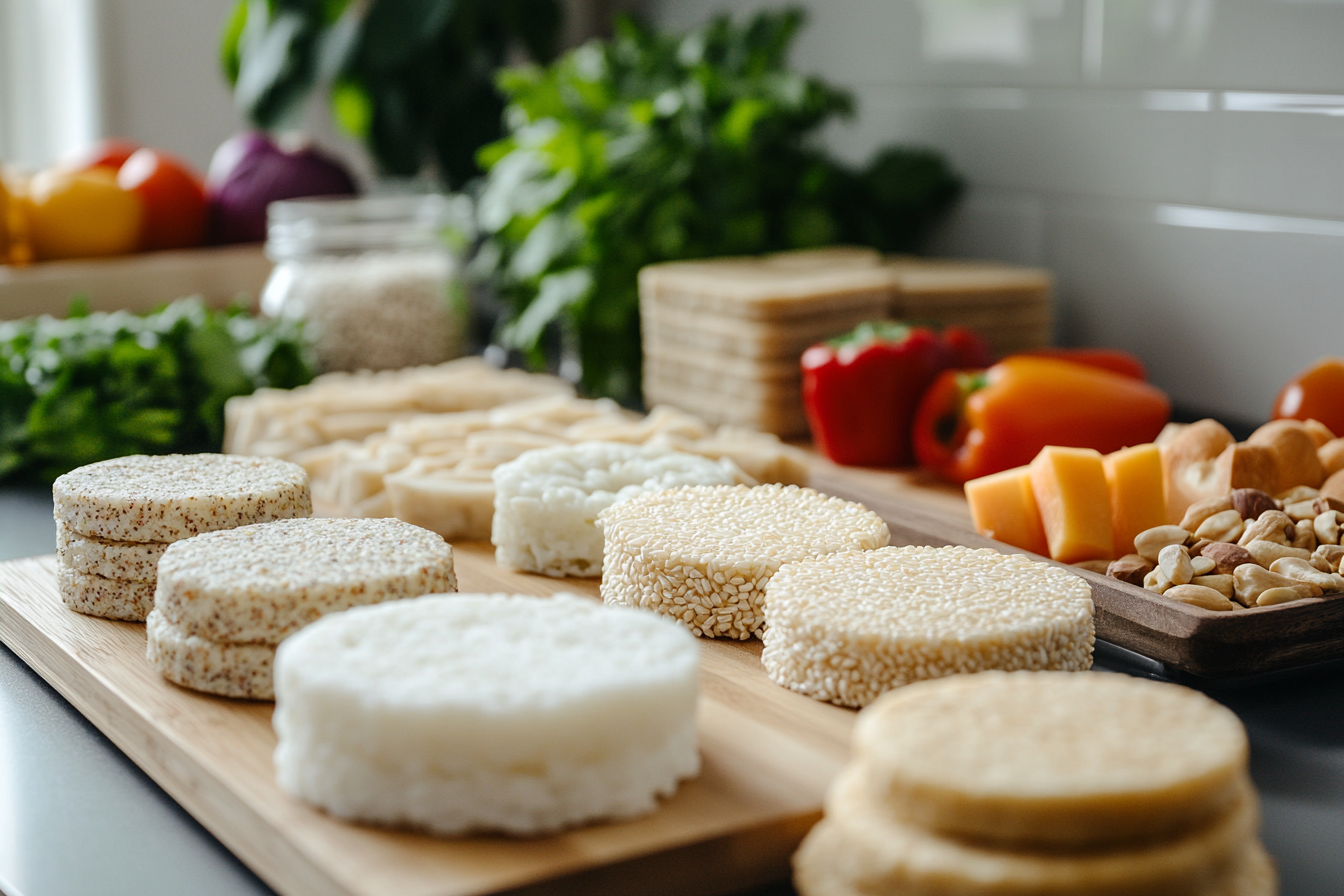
146, 610, 276, 700
491, 442, 743, 578
599, 484, 889, 639
761, 547, 1095, 708
793, 764, 1261, 896
854, 672, 1250, 848
56, 521, 166, 583
272, 593, 701, 836
57, 567, 156, 622
53, 454, 311, 543
155, 517, 456, 645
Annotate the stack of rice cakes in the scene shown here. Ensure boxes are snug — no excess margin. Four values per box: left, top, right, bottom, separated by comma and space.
794, 672, 1276, 896
52, 454, 312, 621
148, 517, 456, 699
639, 249, 1054, 438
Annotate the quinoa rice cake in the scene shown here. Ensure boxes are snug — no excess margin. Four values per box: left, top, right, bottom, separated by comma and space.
146, 610, 276, 700
57, 566, 156, 621
56, 521, 167, 583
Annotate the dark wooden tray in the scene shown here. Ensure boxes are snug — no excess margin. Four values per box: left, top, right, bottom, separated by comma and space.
809, 465, 1344, 680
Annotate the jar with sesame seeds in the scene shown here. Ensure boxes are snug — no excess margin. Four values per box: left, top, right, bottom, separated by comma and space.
261, 194, 471, 372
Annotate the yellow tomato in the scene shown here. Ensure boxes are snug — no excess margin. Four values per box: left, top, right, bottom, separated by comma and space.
26, 167, 142, 261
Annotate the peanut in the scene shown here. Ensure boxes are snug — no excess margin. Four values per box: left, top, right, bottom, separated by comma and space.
1135, 525, 1194, 562
1194, 509, 1244, 543
1190, 555, 1216, 577
1143, 567, 1173, 594
1180, 496, 1234, 532
1284, 500, 1319, 522
1314, 510, 1343, 546
1158, 544, 1194, 586
1237, 510, 1296, 547
1192, 574, 1235, 599
1164, 584, 1236, 611
1246, 540, 1312, 568
1231, 488, 1278, 521
1257, 587, 1312, 607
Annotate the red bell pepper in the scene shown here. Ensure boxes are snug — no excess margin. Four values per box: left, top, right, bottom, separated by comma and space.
802, 321, 990, 467
912, 355, 1172, 484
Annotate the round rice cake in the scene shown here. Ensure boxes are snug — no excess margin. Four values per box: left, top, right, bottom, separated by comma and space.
146, 609, 275, 700
57, 566, 155, 621
56, 522, 167, 583
855, 672, 1250, 848
599, 484, 889, 639
155, 517, 456, 644
53, 454, 311, 543
793, 762, 1260, 896
761, 546, 1095, 707
491, 441, 743, 578
272, 593, 701, 836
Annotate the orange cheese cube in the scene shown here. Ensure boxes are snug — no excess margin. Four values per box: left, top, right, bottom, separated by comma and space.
1029, 446, 1114, 563
964, 466, 1050, 557
1103, 443, 1168, 558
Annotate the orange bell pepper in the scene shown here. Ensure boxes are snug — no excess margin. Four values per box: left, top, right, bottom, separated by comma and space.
1272, 357, 1344, 438
913, 356, 1171, 484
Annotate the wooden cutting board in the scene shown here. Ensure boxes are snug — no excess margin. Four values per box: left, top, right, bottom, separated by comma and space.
0, 546, 858, 896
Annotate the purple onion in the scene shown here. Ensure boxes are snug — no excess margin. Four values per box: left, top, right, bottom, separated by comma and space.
206, 132, 357, 244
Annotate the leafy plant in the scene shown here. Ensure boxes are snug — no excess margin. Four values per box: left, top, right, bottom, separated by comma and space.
221, 0, 563, 188
0, 299, 316, 482
475, 10, 963, 404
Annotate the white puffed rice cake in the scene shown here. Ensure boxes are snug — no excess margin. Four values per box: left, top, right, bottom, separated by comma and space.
272, 593, 701, 836
57, 566, 156, 621
56, 522, 166, 583
793, 763, 1265, 896
491, 441, 746, 578
155, 517, 456, 645
53, 454, 311, 543
599, 484, 889, 639
146, 610, 276, 700
760, 547, 1095, 708
854, 671, 1249, 848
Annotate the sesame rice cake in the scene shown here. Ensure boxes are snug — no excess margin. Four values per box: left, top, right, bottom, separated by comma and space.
154, 517, 456, 645
56, 522, 167, 583
57, 567, 156, 621
491, 442, 745, 578
854, 671, 1250, 849
272, 593, 701, 836
793, 763, 1264, 896
146, 610, 276, 700
598, 484, 889, 639
53, 454, 311, 543
760, 547, 1095, 707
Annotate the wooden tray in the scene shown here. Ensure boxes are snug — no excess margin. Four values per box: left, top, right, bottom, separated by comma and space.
811, 464, 1344, 679
0, 546, 858, 896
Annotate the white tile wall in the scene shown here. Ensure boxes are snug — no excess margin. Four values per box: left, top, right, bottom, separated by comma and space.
646, 0, 1344, 424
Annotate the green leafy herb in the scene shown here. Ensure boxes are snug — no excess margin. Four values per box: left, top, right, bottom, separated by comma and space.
0, 298, 316, 483
475, 10, 964, 404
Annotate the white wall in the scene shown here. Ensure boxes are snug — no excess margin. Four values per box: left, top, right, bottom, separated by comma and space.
648, 0, 1344, 426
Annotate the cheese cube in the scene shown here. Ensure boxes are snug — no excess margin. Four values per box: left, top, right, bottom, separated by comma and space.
1030, 446, 1114, 563
964, 466, 1050, 557
1104, 443, 1168, 558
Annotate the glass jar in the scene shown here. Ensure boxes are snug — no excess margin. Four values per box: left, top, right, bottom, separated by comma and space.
261, 194, 471, 372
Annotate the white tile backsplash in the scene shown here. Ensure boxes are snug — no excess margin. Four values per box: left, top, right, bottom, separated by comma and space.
645, 0, 1344, 423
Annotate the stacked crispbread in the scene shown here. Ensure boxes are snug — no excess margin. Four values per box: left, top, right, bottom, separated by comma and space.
638, 249, 1053, 438
52, 454, 313, 622
794, 672, 1277, 896
147, 517, 457, 700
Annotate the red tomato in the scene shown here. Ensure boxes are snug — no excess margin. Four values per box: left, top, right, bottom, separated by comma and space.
1272, 357, 1344, 437
64, 138, 142, 172
117, 149, 208, 251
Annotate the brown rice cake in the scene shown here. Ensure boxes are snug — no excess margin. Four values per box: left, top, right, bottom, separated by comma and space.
761, 547, 1095, 708
155, 517, 456, 644
56, 522, 166, 583
793, 762, 1260, 896
57, 567, 156, 621
53, 454, 311, 543
599, 484, 889, 639
146, 609, 276, 700
855, 672, 1251, 848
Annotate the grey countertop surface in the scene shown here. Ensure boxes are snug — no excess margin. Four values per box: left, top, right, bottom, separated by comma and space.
1, 483, 1342, 896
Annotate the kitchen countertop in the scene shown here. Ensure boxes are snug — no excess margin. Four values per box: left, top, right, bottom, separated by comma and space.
1, 482, 1342, 896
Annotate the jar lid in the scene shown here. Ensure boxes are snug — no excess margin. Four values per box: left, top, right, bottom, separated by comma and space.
265, 194, 471, 259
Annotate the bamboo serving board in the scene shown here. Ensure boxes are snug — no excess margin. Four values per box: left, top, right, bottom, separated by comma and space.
813, 464, 1344, 679
0, 546, 858, 896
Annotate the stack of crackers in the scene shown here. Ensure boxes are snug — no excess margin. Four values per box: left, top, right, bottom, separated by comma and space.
639, 249, 1053, 438
52, 454, 313, 622
794, 672, 1276, 896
